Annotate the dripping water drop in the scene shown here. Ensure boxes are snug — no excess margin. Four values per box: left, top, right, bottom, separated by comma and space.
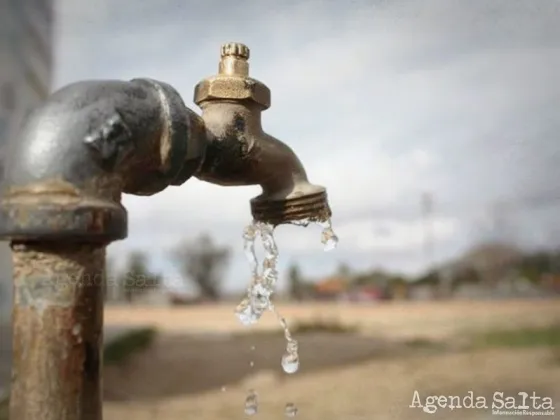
281, 339, 299, 374
285, 402, 298, 417
318, 219, 339, 251
244, 389, 258, 416
281, 352, 300, 374
236, 218, 338, 410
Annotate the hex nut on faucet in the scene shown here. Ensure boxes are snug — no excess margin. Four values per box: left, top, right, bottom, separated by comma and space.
193, 42, 271, 109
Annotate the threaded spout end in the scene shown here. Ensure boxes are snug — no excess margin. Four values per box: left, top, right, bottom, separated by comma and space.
250, 190, 332, 226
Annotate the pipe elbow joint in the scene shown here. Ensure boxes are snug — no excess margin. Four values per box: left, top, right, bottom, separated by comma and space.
0, 78, 206, 243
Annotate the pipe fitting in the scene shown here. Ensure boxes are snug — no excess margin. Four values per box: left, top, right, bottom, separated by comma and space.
194, 43, 332, 226
0, 78, 206, 243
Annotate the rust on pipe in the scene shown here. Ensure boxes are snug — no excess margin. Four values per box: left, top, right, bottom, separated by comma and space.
9, 243, 105, 420
0, 77, 204, 420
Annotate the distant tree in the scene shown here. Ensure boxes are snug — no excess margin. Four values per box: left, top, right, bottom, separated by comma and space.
353, 269, 390, 286
104, 257, 115, 302
118, 251, 161, 303
516, 251, 559, 283
171, 234, 230, 301
386, 275, 409, 300
459, 241, 522, 288
337, 263, 351, 278
105, 256, 126, 302
288, 263, 304, 301
414, 269, 440, 286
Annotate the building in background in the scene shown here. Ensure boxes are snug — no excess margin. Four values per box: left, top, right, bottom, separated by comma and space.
0, 0, 54, 313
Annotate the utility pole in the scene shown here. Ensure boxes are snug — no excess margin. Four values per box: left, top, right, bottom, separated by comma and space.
421, 192, 437, 295
421, 192, 434, 271
490, 201, 508, 243
421, 192, 450, 298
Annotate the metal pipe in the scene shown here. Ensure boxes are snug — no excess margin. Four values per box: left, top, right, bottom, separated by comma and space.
0, 78, 205, 420
0, 77, 206, 243
10, 243, 105, 420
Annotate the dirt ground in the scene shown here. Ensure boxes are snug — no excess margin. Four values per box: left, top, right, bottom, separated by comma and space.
104, 299, 560, 339
103, 300, 560, 420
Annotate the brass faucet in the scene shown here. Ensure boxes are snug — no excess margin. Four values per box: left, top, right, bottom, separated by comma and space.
194, 42, 331, 225
0, 42, 332, 420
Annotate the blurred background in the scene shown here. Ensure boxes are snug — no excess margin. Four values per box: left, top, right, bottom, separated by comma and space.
1, 0, 559, 419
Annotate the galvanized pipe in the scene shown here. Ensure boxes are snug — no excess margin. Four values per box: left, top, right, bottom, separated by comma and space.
9, 242, 105, 420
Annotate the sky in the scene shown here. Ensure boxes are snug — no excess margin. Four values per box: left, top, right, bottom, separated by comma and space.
53, 0, 560, 293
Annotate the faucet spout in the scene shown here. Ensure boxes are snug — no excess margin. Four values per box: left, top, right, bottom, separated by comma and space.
194, 42, 332, 226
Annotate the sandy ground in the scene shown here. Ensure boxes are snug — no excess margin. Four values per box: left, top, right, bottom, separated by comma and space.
104, 347, 560, 420
102, 300, 560, 420
105, 299, 560, 339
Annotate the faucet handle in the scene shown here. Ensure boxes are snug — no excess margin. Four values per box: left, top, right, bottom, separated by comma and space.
221, 42, 250, 60
218, 42, 251, 78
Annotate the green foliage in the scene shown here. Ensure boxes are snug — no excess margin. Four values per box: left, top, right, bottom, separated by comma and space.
288, 263, 304, 300
104, 327, 157, 366
401, 338, 443, 350
337, 263, 351, 277
171, 233, 230, 301
117, 251, 162, 303
413, 269, 440, 286
291, 318, 358, 334
515, 251, 560, 283
472, 325, 560, 349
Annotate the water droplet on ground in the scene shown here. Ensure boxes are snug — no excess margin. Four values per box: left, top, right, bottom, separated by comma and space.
244, 389, 258, 416
285, 402, 298, 417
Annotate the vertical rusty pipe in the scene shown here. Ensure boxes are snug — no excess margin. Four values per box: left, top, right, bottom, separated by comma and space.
9, 242, 105, 420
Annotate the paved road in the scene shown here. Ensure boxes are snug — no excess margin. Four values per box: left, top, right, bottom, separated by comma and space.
0, 323, 135, 394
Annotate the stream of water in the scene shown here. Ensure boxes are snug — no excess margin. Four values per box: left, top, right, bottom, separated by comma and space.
236, 219, 338, 416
